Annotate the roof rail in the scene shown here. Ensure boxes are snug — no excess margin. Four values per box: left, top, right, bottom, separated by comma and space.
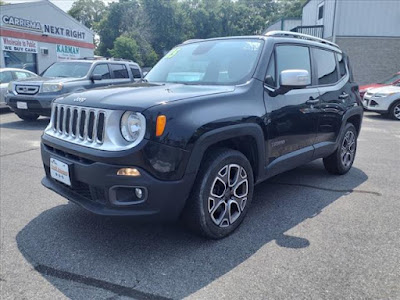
77, 57, 134, 63
265, 30, 340, 49
182, 39, 204, 44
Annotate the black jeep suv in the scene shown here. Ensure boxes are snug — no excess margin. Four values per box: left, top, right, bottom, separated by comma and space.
41, 31, 363, 239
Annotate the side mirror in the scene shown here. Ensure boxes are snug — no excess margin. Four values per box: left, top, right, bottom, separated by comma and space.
90, 74, 102, 81
280, 69, 310, 88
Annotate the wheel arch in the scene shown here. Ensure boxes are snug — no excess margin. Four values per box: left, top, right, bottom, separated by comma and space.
185, 124, 266, 182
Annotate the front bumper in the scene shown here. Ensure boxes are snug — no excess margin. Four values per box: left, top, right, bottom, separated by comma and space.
362, 96, 390, 113
5, 93, 58, 116
41, 142, 196, 220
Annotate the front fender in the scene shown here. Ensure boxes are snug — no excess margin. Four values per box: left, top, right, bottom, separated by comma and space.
185, 123, 266, 179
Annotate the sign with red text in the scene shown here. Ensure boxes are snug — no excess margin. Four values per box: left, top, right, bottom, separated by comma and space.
1, 37, 38, 53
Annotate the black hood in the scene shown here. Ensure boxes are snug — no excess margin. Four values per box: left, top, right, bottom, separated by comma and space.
55, 83, 235, 112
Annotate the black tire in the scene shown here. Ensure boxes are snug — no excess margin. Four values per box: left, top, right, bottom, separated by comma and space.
323, 123, 357, 175
389, 100, 400, 120
16, 112, 40, 121
182, 148, 254, 239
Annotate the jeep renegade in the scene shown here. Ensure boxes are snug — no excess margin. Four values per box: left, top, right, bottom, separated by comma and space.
41, 31, 363, 239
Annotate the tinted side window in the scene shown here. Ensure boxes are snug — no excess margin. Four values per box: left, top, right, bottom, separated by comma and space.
130, 67, 142, 79
110, 64, 129, 79
0, 71, 13, 83
313, 48, 338, 85
337, 53, 347, 78
276, 45, 311, 86
92, 64, 111, 79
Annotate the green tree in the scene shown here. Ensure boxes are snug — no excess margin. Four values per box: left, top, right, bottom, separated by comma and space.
68, 0, 106, 29
109, 36, 142, 65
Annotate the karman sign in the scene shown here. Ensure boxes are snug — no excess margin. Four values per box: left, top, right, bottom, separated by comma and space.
2, 15, 87, 40
1, 37, 38, 53
56, 44, 80, 60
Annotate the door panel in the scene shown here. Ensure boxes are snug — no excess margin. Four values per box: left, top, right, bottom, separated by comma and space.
265, 87, 320, 164
313, 51, 352, 148
263, 44, 320, 167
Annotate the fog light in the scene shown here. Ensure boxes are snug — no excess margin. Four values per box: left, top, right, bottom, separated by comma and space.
117, 168, 141, 176
135, 188, 143, 199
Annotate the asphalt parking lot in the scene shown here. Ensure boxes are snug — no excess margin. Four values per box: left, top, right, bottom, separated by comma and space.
0, 110, 399, 300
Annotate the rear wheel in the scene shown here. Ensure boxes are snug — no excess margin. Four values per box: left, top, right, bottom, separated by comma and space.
389, 100, 400, 120
16, 112, 39, 121
183, 148, 254, 239
323, 123, 357, 175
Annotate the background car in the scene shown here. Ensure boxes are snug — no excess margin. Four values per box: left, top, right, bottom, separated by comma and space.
359, 71, 400, 98
0, 68, 37, 108
363, 83, 400, 120
5, 58, 143, 121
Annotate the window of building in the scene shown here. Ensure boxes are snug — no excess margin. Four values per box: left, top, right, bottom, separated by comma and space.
276, 45, 311, 86
110, 64, 129, 79
313, 48, 338, 85
130, 67, 142, 79
3, 51, 37, 74
92, 64, 111, 79
318, 3, 324, 20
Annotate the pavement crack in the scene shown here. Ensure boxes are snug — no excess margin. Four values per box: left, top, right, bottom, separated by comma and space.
268, 182, 382, 196
0, 147, 40, 158
34, 264, 171, 300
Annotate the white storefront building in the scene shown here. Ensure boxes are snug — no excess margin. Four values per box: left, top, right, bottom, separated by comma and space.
0, 0, 94, 74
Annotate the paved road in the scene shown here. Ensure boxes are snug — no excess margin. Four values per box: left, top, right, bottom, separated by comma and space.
1, 111, 399, 300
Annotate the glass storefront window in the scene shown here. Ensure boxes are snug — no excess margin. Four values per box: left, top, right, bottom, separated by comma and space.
3, 51, 38, 74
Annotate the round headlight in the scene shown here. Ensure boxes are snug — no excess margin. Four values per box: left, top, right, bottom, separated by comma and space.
120, 111, 146, 143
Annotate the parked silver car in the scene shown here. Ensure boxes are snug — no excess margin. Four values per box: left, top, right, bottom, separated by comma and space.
0, 68, 37, 108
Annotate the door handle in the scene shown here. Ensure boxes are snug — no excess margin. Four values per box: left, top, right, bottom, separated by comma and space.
339, 92, 349, 99
306, 97, 319, 105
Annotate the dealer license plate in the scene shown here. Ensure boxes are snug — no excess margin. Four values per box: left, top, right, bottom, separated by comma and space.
17, 101, 28, 109
50, 158, 71, 186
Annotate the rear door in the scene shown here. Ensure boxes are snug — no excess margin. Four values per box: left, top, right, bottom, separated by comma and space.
312, 48, 354, 157
109, 63, 131, 85
264, 44, 320, 170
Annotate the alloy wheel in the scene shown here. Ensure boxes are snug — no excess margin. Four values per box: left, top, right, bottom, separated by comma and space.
341, 131, 356, 168
208, 164, 249, 228
394, 103, 400, 120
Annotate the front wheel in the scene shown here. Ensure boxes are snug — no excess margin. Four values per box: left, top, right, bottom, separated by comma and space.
323, 123, 357, 175
389, 100, 400, 120
183, 148, 254, 239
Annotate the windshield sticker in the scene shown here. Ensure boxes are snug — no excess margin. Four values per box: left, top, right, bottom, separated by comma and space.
165, 48, 181, 59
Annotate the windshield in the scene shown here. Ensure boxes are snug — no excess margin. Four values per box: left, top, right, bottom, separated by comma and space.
146, 39, 264, 85
378, 73, 400, 84
42, 62, 91, 78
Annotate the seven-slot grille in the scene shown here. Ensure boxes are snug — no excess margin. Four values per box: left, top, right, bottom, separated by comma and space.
51, 104, 106, 143
16, 85, 39, 95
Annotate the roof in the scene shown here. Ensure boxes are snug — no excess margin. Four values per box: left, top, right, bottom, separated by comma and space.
180, 31, 341, 53
1, 0, 93, 35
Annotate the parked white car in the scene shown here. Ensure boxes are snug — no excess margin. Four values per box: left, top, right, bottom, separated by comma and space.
0, 68, 37, 108
363, 84, 400, 120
